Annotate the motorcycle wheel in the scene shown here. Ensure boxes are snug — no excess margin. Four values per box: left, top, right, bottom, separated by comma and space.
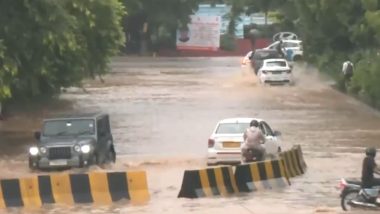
341, 189, 359, 211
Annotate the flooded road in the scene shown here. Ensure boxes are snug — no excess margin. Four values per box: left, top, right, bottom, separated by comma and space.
1, 57, 380, 213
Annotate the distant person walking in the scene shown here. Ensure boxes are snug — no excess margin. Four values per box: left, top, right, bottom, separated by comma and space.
342, 60, 354, 90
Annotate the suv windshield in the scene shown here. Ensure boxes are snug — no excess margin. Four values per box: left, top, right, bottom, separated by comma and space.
43, 119, 95, 137
216, 123, 250, 134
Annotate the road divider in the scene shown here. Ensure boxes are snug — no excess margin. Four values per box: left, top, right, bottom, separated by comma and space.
0, 171, 149, 208
0, 145, 307, 206
178, 166, 238, 198
234, 159, 290, 192
279, 145, 307, 177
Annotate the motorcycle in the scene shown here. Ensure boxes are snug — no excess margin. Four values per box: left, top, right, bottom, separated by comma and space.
241, 148, 265, 163
339, 178, 380, 211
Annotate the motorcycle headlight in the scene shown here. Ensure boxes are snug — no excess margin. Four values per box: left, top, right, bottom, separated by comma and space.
40, 147, 47, 154
74, 145, 81, 152
29, 147, 39, 156
80, 145, 91, 153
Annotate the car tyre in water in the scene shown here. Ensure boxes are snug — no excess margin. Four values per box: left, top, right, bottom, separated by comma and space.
341, 189, 359, 211
105, 146, 116, 164
91, 153, 101, 165
109, 146, 116, 163
287, 81, 295, 87
28, 157, 38, 171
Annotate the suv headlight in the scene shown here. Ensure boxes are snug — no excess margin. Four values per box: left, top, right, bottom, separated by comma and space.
81, 145, 91, 153
40, 147, 47, 154
29, 147, 39, 156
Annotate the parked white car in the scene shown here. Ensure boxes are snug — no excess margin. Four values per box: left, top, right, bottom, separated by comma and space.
207, 117, 282, 165
258, 59, 294, 85
264, 39, 303, 61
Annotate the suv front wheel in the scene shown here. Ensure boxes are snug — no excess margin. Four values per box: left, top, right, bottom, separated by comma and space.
29, 157, 38, 170
107, 146, 116, 163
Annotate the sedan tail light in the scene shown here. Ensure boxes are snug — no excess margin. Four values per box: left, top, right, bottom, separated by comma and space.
208, 139, 215, 148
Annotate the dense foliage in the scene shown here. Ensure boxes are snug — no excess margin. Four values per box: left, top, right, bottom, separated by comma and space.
279, 0, 380, 106
122, 0, 200, 53
0, 0, 125, 102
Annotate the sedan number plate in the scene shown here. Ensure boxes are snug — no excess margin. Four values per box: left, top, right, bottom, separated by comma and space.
223, 142, 240, 148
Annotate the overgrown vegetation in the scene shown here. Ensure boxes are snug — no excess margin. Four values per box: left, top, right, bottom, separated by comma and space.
284, 0, 380, 108
0, 0, 125, 105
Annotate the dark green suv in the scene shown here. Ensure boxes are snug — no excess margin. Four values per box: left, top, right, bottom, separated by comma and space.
29, 112, 116, 170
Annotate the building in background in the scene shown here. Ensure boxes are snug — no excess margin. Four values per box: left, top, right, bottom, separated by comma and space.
176, 15, 221, 51
176, 4, 273, 51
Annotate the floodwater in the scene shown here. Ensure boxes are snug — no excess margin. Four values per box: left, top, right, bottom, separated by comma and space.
1, 57, 380, 213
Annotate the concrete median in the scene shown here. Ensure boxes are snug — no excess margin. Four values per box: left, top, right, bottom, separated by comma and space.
178, 166, 238, 198
0, 171, 149, 208
234, 159, 290, 192
280, 145, 307, 178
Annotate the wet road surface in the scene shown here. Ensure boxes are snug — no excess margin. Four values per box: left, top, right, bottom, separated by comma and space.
1, 57, 380, 213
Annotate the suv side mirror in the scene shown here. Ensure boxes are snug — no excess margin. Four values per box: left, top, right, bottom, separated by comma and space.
273, 130, 282, 136
34, 131, 41, 140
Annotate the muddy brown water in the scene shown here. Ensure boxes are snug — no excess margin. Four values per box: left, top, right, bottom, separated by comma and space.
1, 57, 380, 213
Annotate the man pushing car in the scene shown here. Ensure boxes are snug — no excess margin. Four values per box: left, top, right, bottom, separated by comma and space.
241, 119, 266, 163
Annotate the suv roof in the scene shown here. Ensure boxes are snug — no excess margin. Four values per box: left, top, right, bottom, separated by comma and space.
44, 112, 107, 121
281, 39, 302, 43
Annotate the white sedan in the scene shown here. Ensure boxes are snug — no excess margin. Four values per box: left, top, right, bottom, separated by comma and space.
207, 118, 282, 165
258, 59, 294, 85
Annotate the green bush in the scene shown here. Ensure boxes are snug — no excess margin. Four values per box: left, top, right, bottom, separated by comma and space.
349, 50, 380, 107
313, 49, 380, 108
220, 34, 236, 51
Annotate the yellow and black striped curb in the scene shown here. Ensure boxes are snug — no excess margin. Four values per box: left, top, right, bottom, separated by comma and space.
280, 145, 307, 178
0, 171, 149, 208
177, 145, 307, 198
234, 159, 290, 192
177, 166, 238, 198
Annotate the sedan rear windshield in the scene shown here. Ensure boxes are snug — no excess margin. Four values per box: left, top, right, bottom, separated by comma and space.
266, 61, 287, 67
253, 51, 281, 59
216, 123, 250, 134
43, 119, 95, 136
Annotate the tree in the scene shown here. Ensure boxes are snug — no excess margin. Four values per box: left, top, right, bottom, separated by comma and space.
0, 0, 125, 102
123, 0, 200, 54
246, 0, 283, 26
